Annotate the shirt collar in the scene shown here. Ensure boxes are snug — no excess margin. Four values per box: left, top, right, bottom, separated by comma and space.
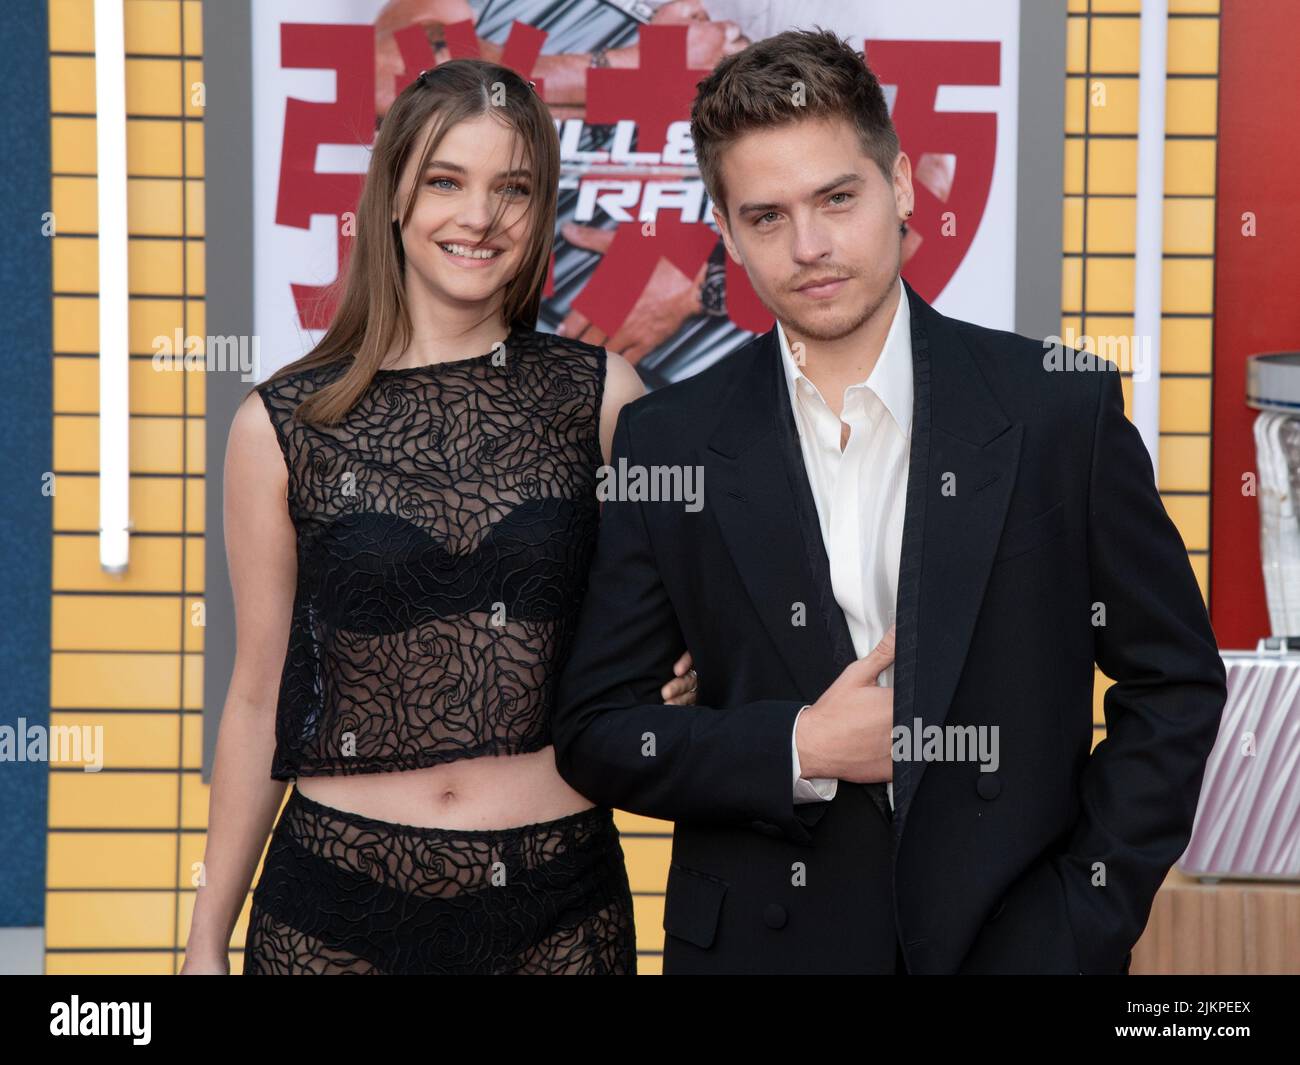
776, 275, 913, 437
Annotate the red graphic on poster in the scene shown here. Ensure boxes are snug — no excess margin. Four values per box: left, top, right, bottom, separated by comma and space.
273, 20, 1000, 345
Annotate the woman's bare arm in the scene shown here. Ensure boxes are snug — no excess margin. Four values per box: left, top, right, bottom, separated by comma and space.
181, 390, 298, 973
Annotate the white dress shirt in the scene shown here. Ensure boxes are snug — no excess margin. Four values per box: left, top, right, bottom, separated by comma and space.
785, 276, 913, 811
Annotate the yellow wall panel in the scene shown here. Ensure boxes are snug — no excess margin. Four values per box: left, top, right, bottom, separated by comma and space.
52, 595, 184, 652
53, 533, 184, 592
1087, 78, 1139, 135
1091, 18, 1141, 73
1158, 433, 1211, 493
183, 59, 204, 118
180, 769, 212, 827
1161, 316, 1213, 374
125, 58, 182, 116
184, 121, 204, 176
48, 771, 181, 829
52, 235, 97, 292
49, 56, 95, 114
185, 178, 205, 236
1164, 493, 1209, 551
49, 832, 175, 889
51, 652, 182, 709
129, 178, 185, 236
1165, 138, 1216, 196
1086, 196, 1137, 254
184, 536, 204, 593
51, 116, 97, 175
1164, 197, 1215, 255
52, 175, 97, 233
54, 296, 97, 352
1166, 78, 1217, 135
49, 711, 181, 770
127, 118, 184, 176
1160, 376, 1212, 434
183, 597, 204, 651
125, 0, 182, 55
49, 0, 94, 53
1063, 196, 1084, 254
185, 476, 205, 532
622, 837, 671, 893
1064, 137, 1085, 195
1162, 257, 1214, 313
180, 711, 204, 769
183, 1, 203, 54
46, 953, 174, 975
1087, 137, 1137, 195
182, 652, 203, 709
1084, 256, 1135, 311
130, 297, 185, 354
51, 475, 189, 533
633, 894, 666, 955
185, 239, 206, 295
129, 238, 186, 295
1062, 256, 1083, 312
46, 891, 176, 949
1091, 0, 1141, 11
1167, 16, 1219, 74
1066, 17, 1087, 75
1065, 76, 1086, 135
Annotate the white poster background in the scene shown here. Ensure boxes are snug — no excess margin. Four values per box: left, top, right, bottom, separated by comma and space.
251, 0, 1020, 379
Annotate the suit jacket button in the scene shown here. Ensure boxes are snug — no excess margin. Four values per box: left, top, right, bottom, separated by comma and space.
763, 903, 788, 929
976, 772, 1001, 800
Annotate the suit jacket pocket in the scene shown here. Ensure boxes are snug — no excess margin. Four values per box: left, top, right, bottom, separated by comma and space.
663, 862, 728, 949
994, 500, 1065, 563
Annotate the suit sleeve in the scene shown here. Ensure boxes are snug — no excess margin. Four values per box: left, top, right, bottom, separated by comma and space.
1051, 364, 1228, 972
552, 403, 817, 844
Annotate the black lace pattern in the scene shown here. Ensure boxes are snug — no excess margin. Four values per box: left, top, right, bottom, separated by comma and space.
243, 787, 636, 974
255, 325, 607, 779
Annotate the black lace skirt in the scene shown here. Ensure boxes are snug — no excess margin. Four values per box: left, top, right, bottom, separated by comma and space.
243, 785, 637, 975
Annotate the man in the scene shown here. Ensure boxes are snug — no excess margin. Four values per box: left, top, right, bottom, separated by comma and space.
552, 28, 1227, 974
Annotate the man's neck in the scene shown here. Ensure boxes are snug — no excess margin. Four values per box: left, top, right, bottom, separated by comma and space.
784, 278, 901, 419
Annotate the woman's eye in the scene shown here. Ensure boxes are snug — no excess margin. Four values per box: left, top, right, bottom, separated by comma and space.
502, 184, 531, 198
426, 177, 457, 190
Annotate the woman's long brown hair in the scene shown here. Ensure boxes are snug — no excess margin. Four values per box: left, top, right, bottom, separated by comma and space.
258, 59, 560, 426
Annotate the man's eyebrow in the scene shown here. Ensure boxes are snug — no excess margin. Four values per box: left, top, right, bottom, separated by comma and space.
736, 172, 864, 217
423, 160, 533, 179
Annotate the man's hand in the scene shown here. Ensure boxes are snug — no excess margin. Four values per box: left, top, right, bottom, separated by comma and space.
796, 625, 896, 783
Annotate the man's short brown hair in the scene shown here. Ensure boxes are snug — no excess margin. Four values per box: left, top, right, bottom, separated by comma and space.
689, 27, 900, 221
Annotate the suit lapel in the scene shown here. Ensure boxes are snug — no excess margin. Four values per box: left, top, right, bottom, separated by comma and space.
705, 278, 1023, 844
890, 279, 1020, 844
707, 328, 847, 700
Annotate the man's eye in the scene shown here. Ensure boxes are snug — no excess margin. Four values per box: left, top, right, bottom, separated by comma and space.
828, 192, 853, 205
755, 211, 779, 226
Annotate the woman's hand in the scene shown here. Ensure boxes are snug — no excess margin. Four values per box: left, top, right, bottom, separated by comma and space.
660, 650, 698, 705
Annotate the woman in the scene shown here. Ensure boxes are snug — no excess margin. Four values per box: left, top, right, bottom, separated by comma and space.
181, 59, 696, 975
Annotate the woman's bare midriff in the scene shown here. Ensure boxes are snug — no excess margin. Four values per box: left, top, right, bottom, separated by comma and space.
293, 745, 596, 830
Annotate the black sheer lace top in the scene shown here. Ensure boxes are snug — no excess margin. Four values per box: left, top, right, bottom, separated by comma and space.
254, 325, 607, 780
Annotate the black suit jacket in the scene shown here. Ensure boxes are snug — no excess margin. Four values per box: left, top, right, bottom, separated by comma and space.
552, 277, 1227, 974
